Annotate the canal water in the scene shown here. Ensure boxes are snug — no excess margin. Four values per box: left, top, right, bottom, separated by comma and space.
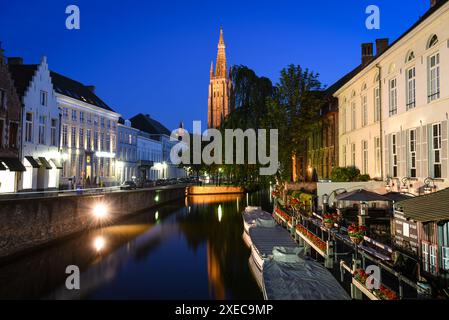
0, 190, 273, 300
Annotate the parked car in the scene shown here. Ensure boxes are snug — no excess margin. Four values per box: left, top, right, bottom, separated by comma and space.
121, 181, 137, 190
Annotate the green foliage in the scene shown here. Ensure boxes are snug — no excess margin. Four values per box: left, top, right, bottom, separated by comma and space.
330, 167, 371, 182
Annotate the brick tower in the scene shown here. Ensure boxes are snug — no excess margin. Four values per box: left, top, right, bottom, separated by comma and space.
208, 27, 231, 129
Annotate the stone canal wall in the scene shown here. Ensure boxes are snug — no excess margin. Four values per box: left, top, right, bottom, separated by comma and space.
0, 186, 186, 260
186, 186, 245, 195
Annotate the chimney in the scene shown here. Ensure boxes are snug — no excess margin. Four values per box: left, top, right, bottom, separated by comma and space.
85, 85, 96, 93
430, 0, 439, 7
376, 38, 389, 56
8, 57, 23, 65
361, 43, 374, 66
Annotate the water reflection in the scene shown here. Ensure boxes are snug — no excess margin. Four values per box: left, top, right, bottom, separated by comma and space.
0, 190, 272, 300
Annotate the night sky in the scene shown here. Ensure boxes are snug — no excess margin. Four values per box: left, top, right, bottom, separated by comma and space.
0, 0, 429, 131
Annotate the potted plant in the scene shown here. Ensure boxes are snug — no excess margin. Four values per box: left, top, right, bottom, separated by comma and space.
348, 224, 367, 245
323, 214, 336, 229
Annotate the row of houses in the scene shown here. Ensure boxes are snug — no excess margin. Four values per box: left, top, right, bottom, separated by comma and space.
296, 0, 449, 197
0, 48, 185, 193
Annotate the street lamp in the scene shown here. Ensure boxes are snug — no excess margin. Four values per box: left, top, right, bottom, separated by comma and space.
401, 177, 410, 194
322, 193, 329, 215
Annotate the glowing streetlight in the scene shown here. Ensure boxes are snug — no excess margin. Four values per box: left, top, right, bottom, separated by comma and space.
93, 203, 108, 219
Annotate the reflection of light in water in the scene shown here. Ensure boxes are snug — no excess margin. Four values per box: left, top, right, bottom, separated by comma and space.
188, 206, 191, 213
236, 198, 239, 211
155, 211, 159, 220
218, 205, 222, 222
246, 193, 249, 205
94, 236, 106, 252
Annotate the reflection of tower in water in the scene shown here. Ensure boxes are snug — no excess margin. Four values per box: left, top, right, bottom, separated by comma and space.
207, 241, 225, 300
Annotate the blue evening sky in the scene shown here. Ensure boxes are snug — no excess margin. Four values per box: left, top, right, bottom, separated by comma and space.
0, 0, 430, 131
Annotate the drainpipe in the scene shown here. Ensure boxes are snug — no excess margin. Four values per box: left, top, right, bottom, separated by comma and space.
376, 64, 384, 181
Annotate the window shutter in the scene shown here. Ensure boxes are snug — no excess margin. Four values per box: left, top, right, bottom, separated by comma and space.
405, 130, 410, 177
397, 132, 402, 177
442, 120, 448, 179
422, 125, 429, 178
385, 134, 390, 177
416, 128, 422, 178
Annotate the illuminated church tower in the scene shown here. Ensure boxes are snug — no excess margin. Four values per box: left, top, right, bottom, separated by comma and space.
208, 27, 231, 129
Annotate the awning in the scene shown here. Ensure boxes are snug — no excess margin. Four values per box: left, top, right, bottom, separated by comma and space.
396, 188, 449, 223
50, 158, 63, 170
38, 157, 53, 170
0, 157, 26, 172
25, 156, 41, 169
336, 189, 390, 202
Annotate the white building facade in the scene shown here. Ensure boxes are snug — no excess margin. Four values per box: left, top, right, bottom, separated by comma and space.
52, 72, 121, 188
117, 119, 138, 183
8, 57, 62, 191
137, 131, 163, 181
335, 0, 449, 195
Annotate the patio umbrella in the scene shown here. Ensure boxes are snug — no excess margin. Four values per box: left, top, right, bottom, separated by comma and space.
336, 189, 390, 202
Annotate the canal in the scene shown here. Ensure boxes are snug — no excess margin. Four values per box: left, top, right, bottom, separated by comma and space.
0, 190, 273, 300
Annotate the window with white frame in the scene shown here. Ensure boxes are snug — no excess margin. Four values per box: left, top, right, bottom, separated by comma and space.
351, 102, 356, 131
87, 129, 92, 150
79, 128, 84, 149
101, 117, 105, 128
62, 125, 68, 147
403, 222, 410, 238
80, 111, 85, 123
71, 127, 76, 148
63, 107, 68, 119
38, 115, 46, 144
392, 134, 398, 177
71, 110, 77, 121
389, 78, 397, 116
374, 87, 380, 122
428, 53, 440, 102
443, 246, 449, 271
406, 67, 416, 110
362, 140, 368, 174
25, 112, 33, 143
362, 95, 368, 127
430, 245, 437, 274
94, 131, 99, 150
101, 133, 105, 151
422, 242, 430, 273
351, 143, 356, 167
375, 137, 381, 176
40, 90, 47, 106
409, 129, 417, 178
51, 119, 57, 146
432, 123, 442, 178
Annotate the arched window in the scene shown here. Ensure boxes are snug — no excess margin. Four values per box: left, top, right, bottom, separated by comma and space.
427, 34, 439, 49
361, 83, 367, 91
351, 90, 356, 98
406, 51, 415, 63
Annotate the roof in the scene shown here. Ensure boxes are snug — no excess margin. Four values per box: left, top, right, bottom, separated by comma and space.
396, 188, 449, 223
336, 189, 390, 202
333, 0, 449, 95
50, 71, 115, 112
130, 113, 171, 136
8, 64, 38, 98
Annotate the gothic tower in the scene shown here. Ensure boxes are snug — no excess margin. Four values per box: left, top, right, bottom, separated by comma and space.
208, 27, 231, 129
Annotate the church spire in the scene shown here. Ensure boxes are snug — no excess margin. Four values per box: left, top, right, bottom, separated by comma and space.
215, 27, 227, 78
210, 61, 214, 78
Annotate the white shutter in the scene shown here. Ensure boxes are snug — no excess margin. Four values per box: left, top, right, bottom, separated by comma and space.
442, 120, 448, 179
405, 130, 410, 177
422, 125, 429, 178
416, 128, 422, 178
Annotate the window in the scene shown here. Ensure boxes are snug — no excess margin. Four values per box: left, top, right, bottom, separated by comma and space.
389, 78, 397, 116
71, 110, 77, 121
71, 127, 76, 148
422, 243, 430, 273
8, 122, 18, 148
25, 113, 33, 143
106, 134, 110, 152
406, 51, 415, 62
432, 123, 442, 178
86, 113, 92, 124
406, 67, 416, 110
343, 145, 347, 167
362, 140, 368, 174
362, 95, 368, 127
409, 129, 417, 178
94, 115, 99, 126
112, 134, 116, 152
351, 143, 356, 167
427, 34, 439, 49
94, 131, 99, 150
63, 108, 68, 119
374, 87, 380, 122
107, 119, 111, 129
128, 134, 132, 144
87, 129, 92, 150
40, 90, 48, 106
403, 222, 410, 238
443, 247, 449, 271
51, 119, 57, 146
375, 137, 381, 176
342, 107, 346, 133
101, 133, 105, 151
38, 115, 46, 144
428, 53, 440, 102
79, 128, 84, 149
101, 117, 105, 128
0, 89, 6, 109
80, 112, 85, 123
392, 134, 398, 177
351, 102, 356, 130
430, 245, 438, 274
62, 125, 68, 147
